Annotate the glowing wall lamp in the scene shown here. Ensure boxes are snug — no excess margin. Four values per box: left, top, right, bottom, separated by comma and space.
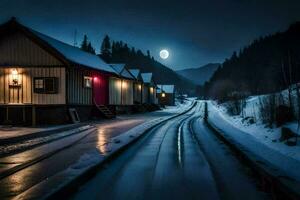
11, 68, 19, 85
162, 92, 166, 98
150, 87, 154, 93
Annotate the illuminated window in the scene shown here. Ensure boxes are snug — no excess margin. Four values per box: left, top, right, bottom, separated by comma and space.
84, 76, 93, 88
34, 77, 58, 94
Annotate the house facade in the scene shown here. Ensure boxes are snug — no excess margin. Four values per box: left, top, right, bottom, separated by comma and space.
157, 85, 175, 106
109, 64, 134, 106
141, 73, 157, 104
129, 69, 143, 104
0, 18, 118, 125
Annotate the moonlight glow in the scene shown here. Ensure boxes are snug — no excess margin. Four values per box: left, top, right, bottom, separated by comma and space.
160, 49, 169, 59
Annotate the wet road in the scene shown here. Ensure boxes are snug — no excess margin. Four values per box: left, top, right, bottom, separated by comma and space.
0, 111, 173, 200
69, 102, 268, 200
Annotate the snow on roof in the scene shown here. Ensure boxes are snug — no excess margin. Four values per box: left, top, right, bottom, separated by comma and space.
129, 69, 140, 79
109, 63, 125, 74
30, 29, 116, 74
141, 73, 153, 83
110, 63, 134, 79
157, 85, 175, 93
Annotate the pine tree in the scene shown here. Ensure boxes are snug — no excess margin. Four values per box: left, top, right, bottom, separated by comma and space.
80, 35, 89, 52
87, 42, 96, 54
101, 35, 111, 61
147, 50, 151, 58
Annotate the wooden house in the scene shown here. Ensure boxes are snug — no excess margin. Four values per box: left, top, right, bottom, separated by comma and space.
129, 69, 143, 104
157, 85, 175, 106
109, 64, 134, 108
0, 18, 117, 125
141, 73, 157, 104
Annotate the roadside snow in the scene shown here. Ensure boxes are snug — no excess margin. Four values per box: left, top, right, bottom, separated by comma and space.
208, 101, 300, 181
158, 98, 195, 113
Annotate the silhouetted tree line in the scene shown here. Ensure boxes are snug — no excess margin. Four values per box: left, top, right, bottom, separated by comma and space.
80, 35, 96, 54
203, 22, 300, 101
79, 34, 196, 95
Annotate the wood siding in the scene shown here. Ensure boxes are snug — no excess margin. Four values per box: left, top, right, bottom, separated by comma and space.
0, 67, 66, 105
93, 71, 109, 105
0, 32, 62, 66
149, 87, 157, 104
121, 79, 133, 105
109, 77, 134, 105
142, 84, 149, 104
67, 67, 93, 105
109, 77, 121, 105
133, 82, 142, 103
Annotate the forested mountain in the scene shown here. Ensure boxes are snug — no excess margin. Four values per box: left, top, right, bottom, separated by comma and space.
204, 22, 300, 100
176, 63, 219, 85
97, 35, 197, 95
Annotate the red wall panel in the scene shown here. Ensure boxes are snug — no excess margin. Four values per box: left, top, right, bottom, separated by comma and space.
92, 71, 110, 105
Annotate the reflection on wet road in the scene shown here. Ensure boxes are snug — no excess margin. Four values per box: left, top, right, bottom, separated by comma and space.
0, 112, 167, 200
70, 102, 267, 200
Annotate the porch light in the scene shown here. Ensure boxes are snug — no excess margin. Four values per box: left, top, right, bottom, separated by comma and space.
122, 81, 127, 89
138, 84, 142, 90
11, 68, 19, 85
12, 68, 18, 75
162, 92, 166, 98
150, 87, 154, 93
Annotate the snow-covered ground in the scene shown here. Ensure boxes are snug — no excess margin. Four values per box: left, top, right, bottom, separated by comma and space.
208, 101, 300, 181
157, 97, 195, 113
211, 94, 300, 161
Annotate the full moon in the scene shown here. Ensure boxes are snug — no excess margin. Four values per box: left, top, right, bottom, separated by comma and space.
160, 49, 169, 59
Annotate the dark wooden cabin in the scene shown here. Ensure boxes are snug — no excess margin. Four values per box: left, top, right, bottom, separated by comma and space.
157, 85, 175, 106
0, 18, 117, 125
129, 69, 143, 104
109, 64, 135, 106
141, 73, 158, 104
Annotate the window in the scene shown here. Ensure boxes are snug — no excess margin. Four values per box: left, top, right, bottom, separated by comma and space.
34, 77, 58, 94
84, 76, 92, 88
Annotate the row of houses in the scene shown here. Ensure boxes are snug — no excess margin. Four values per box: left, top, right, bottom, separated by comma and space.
0, 18, 175, 126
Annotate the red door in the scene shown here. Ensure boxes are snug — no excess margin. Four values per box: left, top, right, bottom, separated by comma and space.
93, 72, 109, 105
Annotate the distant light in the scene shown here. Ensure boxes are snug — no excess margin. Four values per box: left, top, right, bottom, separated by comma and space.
162, 92, 166, 98
160, 49, 169, 59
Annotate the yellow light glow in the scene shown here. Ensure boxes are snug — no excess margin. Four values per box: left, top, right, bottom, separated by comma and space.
122, 81, 127, 89
150, 87, 154, 93
162, 92, 166, 98
12, 68, 18, 75
138, 84, 142, 90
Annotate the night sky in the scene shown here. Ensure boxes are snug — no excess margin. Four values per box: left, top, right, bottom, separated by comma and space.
1, 0, 300, 70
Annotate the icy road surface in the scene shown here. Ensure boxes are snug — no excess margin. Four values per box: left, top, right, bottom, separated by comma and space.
69, 102, 267, 200
0, 110, 175, 200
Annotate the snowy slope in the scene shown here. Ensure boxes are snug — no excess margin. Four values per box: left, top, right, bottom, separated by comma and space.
208, 101, 300, 181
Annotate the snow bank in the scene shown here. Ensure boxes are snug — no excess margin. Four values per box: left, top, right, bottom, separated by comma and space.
208, 101, 300, 181
159, 98, 194, 114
